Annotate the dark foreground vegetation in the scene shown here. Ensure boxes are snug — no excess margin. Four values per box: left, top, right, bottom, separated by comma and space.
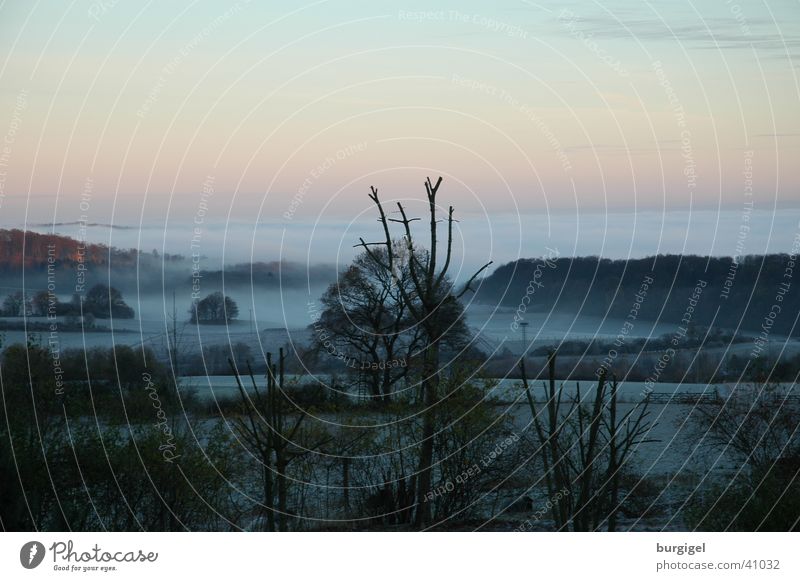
1, 179, 798, 532
2, 338, 797, 531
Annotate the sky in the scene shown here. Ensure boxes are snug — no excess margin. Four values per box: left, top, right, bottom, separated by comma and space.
0, 0, 798, 267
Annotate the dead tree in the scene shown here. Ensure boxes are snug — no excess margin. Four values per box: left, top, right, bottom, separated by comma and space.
520, 351, 654, 531
355, 176, 492, 527
229, 348, 311, 531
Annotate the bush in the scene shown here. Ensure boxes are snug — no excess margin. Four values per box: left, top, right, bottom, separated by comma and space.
685, 462, 800, 531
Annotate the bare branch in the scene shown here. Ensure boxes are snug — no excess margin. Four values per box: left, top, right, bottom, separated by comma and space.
395, 202, 426, 302
354, 238, 391, 271
455, 260, 493, 298
425, 176, 442, 197
434, 206, 455, 290
426, 178, 441, 288
387, 217, 421, 224
362, 192, 423, 322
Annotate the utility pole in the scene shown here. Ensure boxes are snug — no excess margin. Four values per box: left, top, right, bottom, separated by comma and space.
172, 289, 179, 378
519, 321, 530, 379
520, 321, 529, 354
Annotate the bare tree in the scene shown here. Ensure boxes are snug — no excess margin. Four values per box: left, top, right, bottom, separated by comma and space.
520, 351, 655, 530
690, 385, 800, 471
229, 349, 329, 531
355, 176, 492, 528
684, 384, 800, 531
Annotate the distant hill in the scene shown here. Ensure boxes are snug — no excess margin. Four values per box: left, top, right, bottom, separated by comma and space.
0, 229, 334, 295
0, 229, 186, 294
4, 231, 796, 336
473, 254, 799, 337
0, 228, 183, 271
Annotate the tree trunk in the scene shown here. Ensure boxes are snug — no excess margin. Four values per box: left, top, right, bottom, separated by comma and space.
263, 460, 275, 532
277, 455, 288, 531
342, 456, 350, 514
414, 341, 440, 528
381, 364, 392, 403
607, 377, 619, 532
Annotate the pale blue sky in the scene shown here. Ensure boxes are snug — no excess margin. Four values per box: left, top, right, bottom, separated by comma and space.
0, 0, 798, 262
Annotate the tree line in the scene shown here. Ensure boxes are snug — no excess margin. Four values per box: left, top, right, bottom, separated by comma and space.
477, 253, 799, 336
2, 284, 134, 320
1, 285, 248, 325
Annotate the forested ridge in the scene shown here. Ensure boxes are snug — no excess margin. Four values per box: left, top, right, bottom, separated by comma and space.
475, 254, 798, 336
0, 228, 182, 271
3, 230, 797, 337
0, 229, 330, 291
